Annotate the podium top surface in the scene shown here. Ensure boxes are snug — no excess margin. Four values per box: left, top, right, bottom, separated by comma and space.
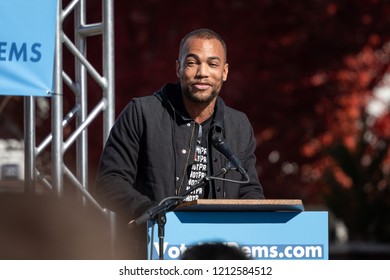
174, 199, 304, 212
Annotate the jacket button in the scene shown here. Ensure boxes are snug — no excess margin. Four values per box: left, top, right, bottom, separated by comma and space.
213, 157, 218, 162
181, 149, 187, 154
216, 187, 221, 192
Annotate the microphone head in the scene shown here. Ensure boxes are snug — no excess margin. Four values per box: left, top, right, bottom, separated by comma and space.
212, 136, 224, 149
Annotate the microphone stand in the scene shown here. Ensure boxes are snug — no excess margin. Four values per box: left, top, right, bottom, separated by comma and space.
147, 169, 224, 260
156, 212, 166, 260
129, 164, 246, 259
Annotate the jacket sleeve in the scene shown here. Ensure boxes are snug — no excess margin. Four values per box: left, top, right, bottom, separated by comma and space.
238, 122, 265, 199
95, 100, 156, 220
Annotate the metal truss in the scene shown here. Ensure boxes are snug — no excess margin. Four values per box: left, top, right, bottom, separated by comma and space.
24, 0, 115, 218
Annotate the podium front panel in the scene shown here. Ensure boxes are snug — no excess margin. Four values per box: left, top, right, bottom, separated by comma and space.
147, 211, 328, 260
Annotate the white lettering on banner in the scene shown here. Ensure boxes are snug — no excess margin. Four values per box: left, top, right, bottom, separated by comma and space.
0, 42, 42, 62
152, 241, 325, 260
153, 242, 188, 259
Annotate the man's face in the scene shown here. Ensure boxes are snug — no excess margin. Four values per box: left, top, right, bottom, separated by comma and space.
176, 37, 229, 104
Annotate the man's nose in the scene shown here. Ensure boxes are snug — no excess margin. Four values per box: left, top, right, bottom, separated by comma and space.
196, 63, 209, 77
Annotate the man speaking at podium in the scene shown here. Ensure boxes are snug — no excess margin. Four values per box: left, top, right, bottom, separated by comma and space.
95, 28, 264, 259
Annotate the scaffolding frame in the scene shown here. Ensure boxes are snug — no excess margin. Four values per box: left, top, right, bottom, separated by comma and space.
23, 0, 115, 241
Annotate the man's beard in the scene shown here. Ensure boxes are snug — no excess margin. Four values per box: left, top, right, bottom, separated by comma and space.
182, 87, 219, 104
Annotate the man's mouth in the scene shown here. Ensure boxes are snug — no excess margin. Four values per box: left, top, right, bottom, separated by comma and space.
193, 82, 211, 90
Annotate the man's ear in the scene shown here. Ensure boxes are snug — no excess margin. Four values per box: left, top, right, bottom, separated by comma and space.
175, 60, 180, 78
223, 63, 229, 81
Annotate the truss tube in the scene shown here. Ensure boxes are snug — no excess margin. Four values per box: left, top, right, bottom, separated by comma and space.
103, 0, 116, 258
24, 96, 36, 193
52, 0, 64, 196
36, 104, 80, 156
36, 169, 53, 191
64, 165, 106, 214
75, 0, 89, 195
103, 0, 115, 141
63, 34, 107, 89
62, 0, 79, 19
64, 100, 105, 152
62, 70, 79, 95
78, 23, 103, 37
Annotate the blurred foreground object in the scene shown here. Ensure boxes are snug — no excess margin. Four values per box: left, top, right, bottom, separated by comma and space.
181, 243, 250, 260
0, 193, 111, 259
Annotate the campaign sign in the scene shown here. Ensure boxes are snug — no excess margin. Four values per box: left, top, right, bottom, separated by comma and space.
147, 211, 329, 260
0, 0, 58, 96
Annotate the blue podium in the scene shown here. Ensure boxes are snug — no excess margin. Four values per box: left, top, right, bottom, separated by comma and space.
147, 199, 328, 260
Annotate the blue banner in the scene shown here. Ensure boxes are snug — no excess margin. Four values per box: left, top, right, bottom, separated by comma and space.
0, 0, 57, 96
148, 211, 329, 260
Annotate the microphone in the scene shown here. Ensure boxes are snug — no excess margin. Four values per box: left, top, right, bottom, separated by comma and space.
128, 210, 153, 227
211, 136, 249, 179
128, 196, 183, 227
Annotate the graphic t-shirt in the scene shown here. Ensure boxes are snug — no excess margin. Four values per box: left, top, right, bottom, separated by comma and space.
183, 119, 211, 202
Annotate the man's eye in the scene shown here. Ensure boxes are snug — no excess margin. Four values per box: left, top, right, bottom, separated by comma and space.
186, 61, 197, 66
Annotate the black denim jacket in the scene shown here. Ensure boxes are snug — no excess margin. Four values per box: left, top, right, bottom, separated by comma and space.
95, 82, 264, 220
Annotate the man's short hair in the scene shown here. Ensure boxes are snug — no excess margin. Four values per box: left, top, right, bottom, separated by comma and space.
178, 28, 227, 62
